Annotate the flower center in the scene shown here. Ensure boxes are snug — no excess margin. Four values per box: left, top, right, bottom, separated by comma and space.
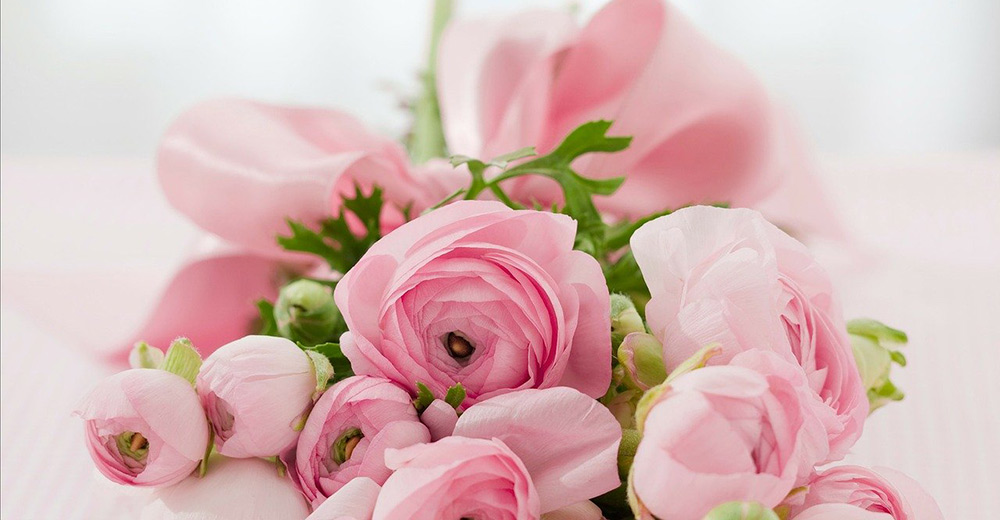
444, 331, 475, 360
331, 428, 364, 465
115, 431, 149, 462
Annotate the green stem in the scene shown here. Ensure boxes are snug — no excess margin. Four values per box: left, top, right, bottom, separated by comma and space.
409, 0, 454, 164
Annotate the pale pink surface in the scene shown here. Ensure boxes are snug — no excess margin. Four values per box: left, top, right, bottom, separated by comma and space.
631, 205, 867, 459
306, 478, 381, 520
632, 354, 832, 520
76, 369, 210, 487
335, 200, 611, 405
453, 388, 622, 513
788, 466, 943, 520
157, 99, 435, 257
540, 501, 604, 520
286, 376, 430, 509
376, 437, 541, 520
141, 454, 309, 520
437, 0, 839, 237
418, 399, 459, 441
792, 504, 892, 520
196, 335, 316, 458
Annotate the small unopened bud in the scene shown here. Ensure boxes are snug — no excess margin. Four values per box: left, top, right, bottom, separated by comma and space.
617, 332, 667, 391
610, 294, 645, 344
129, 342, 165, 369
275, 280, 341, 345
848, 318, 908, 412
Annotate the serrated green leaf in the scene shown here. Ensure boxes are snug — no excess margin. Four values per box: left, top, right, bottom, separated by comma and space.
414, 382, 435, 412
444, 383, 466, 409
489, 146, 536, 166
277, 184, 385, 273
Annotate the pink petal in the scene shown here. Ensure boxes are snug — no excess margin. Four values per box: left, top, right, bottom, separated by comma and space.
453, 387, 622, 513
541, 501, 604, 520
307, 477, 381, 520
419, 400, 459, 441
109, 251, 302, 364
157, 98, 419, 255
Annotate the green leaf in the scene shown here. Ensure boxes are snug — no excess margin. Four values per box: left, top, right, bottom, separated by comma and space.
414, 382, 435, 412
300, 342, 353, 384
444, 383, 466, 409
255, 299, 279, 336
277, 184, 385, 273
603, 251, 651, 298
489, 146, 536, 166
604, 208, 674, 251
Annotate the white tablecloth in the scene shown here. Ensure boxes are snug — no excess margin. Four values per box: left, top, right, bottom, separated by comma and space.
2, 153, 998, 518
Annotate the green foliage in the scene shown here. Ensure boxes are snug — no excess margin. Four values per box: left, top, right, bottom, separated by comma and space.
255, 300, 279, 336
300, 342, 353, 385
413, 382, 436, 413
277, 185, 385, 273
848, 318, 909, 412
444, 383, 467, 409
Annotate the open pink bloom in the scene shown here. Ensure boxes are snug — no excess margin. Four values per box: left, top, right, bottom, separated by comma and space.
335, 200, 611, 405
76, 369, 210, 487
631, 205, 867, 460
286, 376, 431, 509
437, 0, 841, 237
315, 387, 621, 520
632, 352, 833, 520
157, 98, 441, 256
142, 454, 310, 520
788, 466, 943, 520
196, 335, 318, 458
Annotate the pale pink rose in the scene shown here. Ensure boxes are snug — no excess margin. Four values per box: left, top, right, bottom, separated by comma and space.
632, 353, 833, 520
311, 387, 621, 520
335, 200, 611, 405
418, 399, 459, 441
157, 98, 441, 257
437, 0, 841, 237
286, 376, 431, 508
631, 205, 867, 460
788, 466, 943, 520
196, 335, 317, 458
307, 477, 382, 520
141, 454, 309, 520
76, 369, 210, 487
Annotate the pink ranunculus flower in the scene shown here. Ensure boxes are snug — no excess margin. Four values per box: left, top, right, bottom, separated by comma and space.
314, 387, 622, 520
286, 376, 431, 509
631, 205, 868, 460
141, 454, 310, 520
196, 335, 320, 458
76, 369, 210, 487
334, 200, 611, 405
631, 351, 833, 520
787, 466, 943, 520
437, 0, 842, 238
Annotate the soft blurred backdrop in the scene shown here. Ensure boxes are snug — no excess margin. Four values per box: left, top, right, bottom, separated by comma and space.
2, 1, 998, 518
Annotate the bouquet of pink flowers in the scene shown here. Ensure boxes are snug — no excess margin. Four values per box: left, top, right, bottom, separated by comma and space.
75, 1, 943, 519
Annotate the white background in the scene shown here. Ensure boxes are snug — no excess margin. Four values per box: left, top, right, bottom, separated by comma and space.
2, 1, 998, 518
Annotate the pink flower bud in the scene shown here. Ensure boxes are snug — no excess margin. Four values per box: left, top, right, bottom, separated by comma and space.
286, 376, 431, 509
197, 335, 320, 458
76, 369, 210, 487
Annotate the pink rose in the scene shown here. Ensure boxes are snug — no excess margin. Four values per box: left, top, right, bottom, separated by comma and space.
334, 200, 611, 405
437, 0, 841, 237
141, 454, 309, 520
788, 466, 943, 520
314, 387, 621, 520
196, 335, 320, 458
76, 369, 210, 487
631, 352, 833, 520
286, 376, 431, 508
631, 205, 867, 459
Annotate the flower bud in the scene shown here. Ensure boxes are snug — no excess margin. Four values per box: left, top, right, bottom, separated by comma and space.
617, 332, 667, 390
274, 279, 341, 344
76, 369, 210, 487
196, 335, 326, 458
703, 502, 780, 520
847, 318, 907, 412
611, 294, 645, 344
129, 342, 165, 369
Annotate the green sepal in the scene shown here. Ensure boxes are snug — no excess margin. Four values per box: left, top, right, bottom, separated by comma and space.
444, 383, 467, 410
161, 338, 202, 386
413, 382, 435, 413
702, 502, 780, 520
300, 342, 353, 385
129, 341, 165, 369
255, 300, 280, 337
304, 350, 335, 400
